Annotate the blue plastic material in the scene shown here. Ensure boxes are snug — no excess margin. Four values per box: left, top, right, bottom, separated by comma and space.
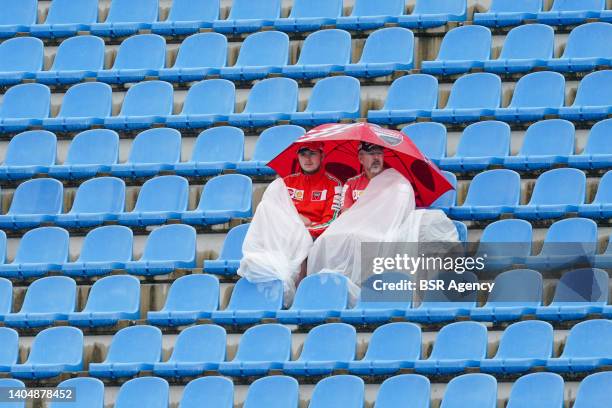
568, 119, 612, 169
483, 24, 553, 73
309, 375, 364, 408
0, 83, 50, 132
579, 170, 612, 219
401, 122, 446, 165
0, 0, 37, 38
507, 373, 565, 408
475, 219, 532, 269
536, 0, 605, 26
548, 23, 612, 72
440, 374, 497, 408
595, 227, 612, 269
336, 0, 406, 30
0, 276, 12, 320
0, 328, 18, 371
228, 78, 298, 127
422, 26, 492, 75
0, 179, 63, 229
42, 82, 112, 131
398, 0, 467, 28
174, 127, 244, 176
165, 79, 235, 128
0, 130, 56, 180
29, 0, 98, 38
97, 34, 166, 84
212, 0, 281, 34
0, 37, 43, 85
157, 33, 227, 82
104, 81, 173, 130
35, 36, 105, 85
178, 377, 233, 408
204, 223, 249, 275
474, 0, 543, 27
211, 278, 284, 325
49, 377, 105, 408
375, 375, 430, 408
274, 0, 342, 32
90, 0, 160, 37
243, 376, 299, 408
0, 378, 23, 408
114, 377, 169, 408
220, 31, 289, 80
558, 70, 612, 121
151, 0, 220, 35
574, 372, 612, 408
368, 75, 438, 124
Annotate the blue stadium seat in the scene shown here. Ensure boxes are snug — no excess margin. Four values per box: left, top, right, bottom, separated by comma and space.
49, 129, 119, 180
29, 0, 98, 38
0, 378, 25, 408
401, 122, 446, 165
431, 73, 502, 123
507, 373, 564, 408
546, 319, 612, 372
178, 377, 233, 408
218, 324, 291, 376
0, 37, 43, 85
34, 36, 105, 85
0, 0, 37, 37
480, 320, 553, 374
595, 232, 612, 269
0, 83, 50, 132
89, 326, 162, 378
0, 179, 63, 229
514, 168, 586, 220
204, 223, 249, 275
309, 376, 364, 408
548, 23, 612, 72
110, 128, 181, 177
96, 34, 166, 84
104, 81, 174, 129
470, 270, 542, 322
579, 171, 612, 219
228, 78, 298, 127
474, 0, 544, 27
439, 121, 510, 171
0, 276, 12, 320
558, 70, 612, 121
474, 219, 532, 269
0, 130, 56, 180
348, 323, 421, 375
212, 0, 281, 34
42, 82, 112, 131
281, 29, 351, 79
274, 0, 342, 32
67, 275, 140, 327
125, 224, 197, 276
164, 79, 235, 128
449, 169, 520, 220
440, 374, 497, 408
147, 274, 220, 326
368, 75, 438, 124
235, 125, 304, 175
54, 177, 125, 228
422, 26, 492, 75
157, 33, 227, 82
90, 0, 160, 37
61, 226, 133, 277
116, 176, 188, 227
10, 327, 83, 379
0, 228, 68, 279
483, 24, 554, 73
243, 376, 299, 408
568, 119, 612, 169
375, 375, 430, 408
276, 272, 350, 324
574, 372, 612, 407
290, 76, 361, 125
151, 0, 220, 35
336, 0, 406, 30
0, 328, 18, 371
180, 174, 252, 225
493, 71, 565, 122
398, 0, 467, 28
430, 172, 455, 212
220, 31, 289, 80
211, 278, 284, 325
50, 377, 105, 408
503, 119, 574, 170
342, 28, 414, 77
114, 377, 168, 408
536, 0, 605, 26
453, 220, 467, 242
282, 323, 356, 376
174, 127, 244, 176
153, 325, 226, 377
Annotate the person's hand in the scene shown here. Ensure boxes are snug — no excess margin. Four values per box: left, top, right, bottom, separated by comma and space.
299, 214, 312, 226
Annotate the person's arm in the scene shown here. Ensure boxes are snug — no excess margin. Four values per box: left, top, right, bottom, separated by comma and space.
308, 183, 342, 237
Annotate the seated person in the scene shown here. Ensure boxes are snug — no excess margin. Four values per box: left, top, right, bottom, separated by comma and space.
342, 142, 385, 212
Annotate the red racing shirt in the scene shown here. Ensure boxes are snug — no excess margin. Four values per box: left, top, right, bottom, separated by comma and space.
341, 172, 371, 211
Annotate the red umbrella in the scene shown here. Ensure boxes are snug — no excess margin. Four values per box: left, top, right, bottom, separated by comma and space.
267, 122, 454, 207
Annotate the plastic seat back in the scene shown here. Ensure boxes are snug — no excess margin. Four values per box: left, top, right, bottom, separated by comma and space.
508, 71, 565, 108
591, 170, 612, 204
435, 25, 491, 61
384, 74, 438, 110
0, 328, 18, 367
43, 0, 98, 25
25, 326, 83, 365
225, 278, 284, 311
540, 218, 598, 258
180, 79, 235, 115
429, 322, 487, 360
493, 320, 553, 359
0, 83, 50, 119
574, 372, 612, 408
310, 375, 364, 408
4, 130, 56, 167
77, 225, 133, 263
243, 376, 298, 408
485, 269, 542, 306
0, 0, 37, 25
454, 121, 510, 158
226, 0, 281, 20
550, 0, 605, 12
142, 224, 196, 262
127, 128, 181, 165
115, 377, 168, 408
507, 373, 564, 408
561, 22, 612, 59
50, 36, 106, 71
413, 0, 467, 14
350, 0, 405, 16
69, 177, 125, 214
519, 119, 574, 156
166, 0, 220, 22
376, 375, 430, 408
167, 325, 226, 364
441, 374, 497, 408
363, 323, 421, 361
118, 80, 174, 116
133, 176, 189, 212
298, 323, 356, 362
0, 378, 24, 408
218, 223, 249, 261
498, 24, 554, 60
233, 324, 291, 362
160, 274, 219, 314
234, 31, 289, 67
56, 82, 112, 119
0, 276, 11, 314
50, 377, 104, 408
105, 326, 162, 363
196, 174, 252, 212
111, 34, 165, 70
291, 273, 349, 310
190, 126, 244, 163
0, 37, 43, 72
445, 73, 501, 109
572, 70, 612, 107
552, 268, 608, 304
13, 227, 69, 265
583, 119, 612, 155
421, 271, 478, 304
288, 0, 342, 18
305, 76, 360, 113
297, 29, 351, 66
242, 77, 298, 114
251, 125, 305, 161
402, 122, 446, 161
560, 319, 612, 358
179, 377, 233, 408
462, 169, 520, 206
172, 32, 226, 69
359, 27, 414, 64
64, 129, 119, 166
103, 0, 159, 23
527, 168, 585, 205
479, 219, 532, 257
81, 275, 140, 313
19, 276, 75, 314
486, 0, 542, 13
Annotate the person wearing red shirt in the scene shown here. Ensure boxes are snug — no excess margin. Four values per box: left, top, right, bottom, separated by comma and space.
283, 142, 342, 238
341, 142, 385, 212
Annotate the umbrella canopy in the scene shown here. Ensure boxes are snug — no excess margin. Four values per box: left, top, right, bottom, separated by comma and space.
267, 122, 453, 207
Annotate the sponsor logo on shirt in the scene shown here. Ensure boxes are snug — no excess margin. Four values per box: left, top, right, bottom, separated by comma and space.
287, 188, 304, 201
353, 190, 364, 201
311, 190, 327, 201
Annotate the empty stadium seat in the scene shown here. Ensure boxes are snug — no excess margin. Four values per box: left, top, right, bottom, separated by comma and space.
147, 274, 220, 326
480, 320, 553, 374
61, 226, 133, 277
368, 75, 438, 124
440, 374, 497, 408
90, 0, 159, 37
212, 0, 280, 34
153, 325, 226, 377
89, 325, 162, 378
178, 377, 233, 408
243, 376, 299, 408
49, 377, 105, 408
568, 119, 612, 169
507, 373, 564, 408
375, 375, 430, 408
0, 378, 25, 408
336, 0, 406, 30
483, 24, 554, 73
283, 323, 356, 376
595, 232, 612, 269
0, 83, 50, 132
174, 127, 243, 176
474, 0, 544, 27
0, 328, 18, 371
220, 31, 289, 80
548, 23, 612, 72
114, 377, 169, 408
235, 125, 304, 175
104, 81, 174, 130
342, 28, 414, 77
290, 76, 361, 125
44, 82, 113, 131
204, 223, 249, 274
474, 219, 532, 269
579, 170, 612, 219
219, 324, 291, 376
211, 278, 284, 325
0, 37, 43, 85
431, 73, 502, 123
398, 0, 467, 28
276, 272, 350, 324
574, 372, 612, 407
10, 327, 83, 379
228, 78, 298, 127
439, 121, 510, 171
536, 0, 605, 26
557, 70, 612, 121
0, 130, 56, 180
0, 0, 37, 37
29, 0, 98, 38
151, 0, 220, 35
348, 323, 421, 375
430, 171, 457, 211
514, 168, 586, 220
281, 29, 351, 79
157, 33, 227, 82
493, 71, 565, 122
0, 227, 68, 278
67, 275, 140, 327
274, 0, 342, 32
309, 375, 364, 408
96, 34, 166, 84
547, 319, 612, 372
401, 122, 447, 165
0, 276, 11, 320
422, 26, 492, 75
125, 224, 197, 276
34, 36, 105, 85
